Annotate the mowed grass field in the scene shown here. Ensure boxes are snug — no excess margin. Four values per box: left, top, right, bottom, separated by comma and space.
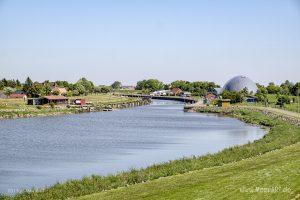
0, 94, 135, 108
75, 94, 136, 105
241, 94, 300, 113
76, 142, 300, 200
0, 98, 27, 109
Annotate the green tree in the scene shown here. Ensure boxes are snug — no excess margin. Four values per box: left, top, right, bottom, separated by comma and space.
276, 95, 290, 107
94, 86, 103, 93
76, 78, 94, 93
266, 82, 281, 94
291, 82, 300, 96
100, 86, 112, 93
66, 91, 73, 97
111, 81, 122, 89
256, 83, 268, 94
72, 90, 79, 96
280, 80, 294, 95
255, 89, 268, 105
43, 85, 52, 95
0, 81, 4, 90
163, 84, 170, 90
170, 80, 219, 96
27, 84, 43, 98
170, 80, 190, 91
2, 78, 8, 87
23, 77, 33, 93
3, 87, 16, 96
136, 79, 164, 92
240, 87, 249, 96
55, 80, 70, 88
74, 84, 86, 95
16, 79, 21, 88
221, 90, 243, 103
52, 90, 60, 95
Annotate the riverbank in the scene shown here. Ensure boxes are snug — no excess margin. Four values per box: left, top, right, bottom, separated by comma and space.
76, 142, 300, 200
193, 105, 300, 126
0, 94, 151, 119
2, 106, 299, 200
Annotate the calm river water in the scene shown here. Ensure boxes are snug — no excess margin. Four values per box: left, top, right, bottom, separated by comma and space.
0, 100, 265, 194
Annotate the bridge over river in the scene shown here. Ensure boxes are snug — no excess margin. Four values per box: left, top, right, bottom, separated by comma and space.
120, 94, 197, 104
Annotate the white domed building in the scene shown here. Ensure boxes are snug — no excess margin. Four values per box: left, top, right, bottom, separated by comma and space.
222, 76, 258, 94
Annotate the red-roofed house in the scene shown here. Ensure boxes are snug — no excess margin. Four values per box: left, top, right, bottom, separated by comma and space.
205, 92, 217, 102
9, 90, 27, 99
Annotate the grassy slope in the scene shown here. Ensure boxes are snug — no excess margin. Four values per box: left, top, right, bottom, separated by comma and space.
77, 142, 300, 200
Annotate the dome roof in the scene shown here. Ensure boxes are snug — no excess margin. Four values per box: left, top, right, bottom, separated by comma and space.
223, 76, 258, 93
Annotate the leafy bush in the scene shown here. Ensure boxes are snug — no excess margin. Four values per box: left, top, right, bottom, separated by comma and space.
66, 91, 73, 97
276, 95, 290, 106
49, 102, 55, 109
221, 90, 243, 103
36, 105, 42, 110
52, 90, 60, 95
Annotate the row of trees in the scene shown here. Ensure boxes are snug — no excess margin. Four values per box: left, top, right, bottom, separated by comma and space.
221, 89, 247, 103
0, 77, 124, 98
1, 77, 299, 101
255, 81, 300, 106
264, 81, 300, 96
0, 79, 22, 90
135, 79, 220, 96
169, 80, 220, 96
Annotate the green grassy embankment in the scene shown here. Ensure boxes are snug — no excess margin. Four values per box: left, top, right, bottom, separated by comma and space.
0, 94, 139, 119
0, 98, 77, 118
1, 108, 299, 200
76, 142, 300, 200
75, 94, 137, 105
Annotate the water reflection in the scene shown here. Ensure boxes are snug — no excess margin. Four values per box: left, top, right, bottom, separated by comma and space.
0, 100, 265, 194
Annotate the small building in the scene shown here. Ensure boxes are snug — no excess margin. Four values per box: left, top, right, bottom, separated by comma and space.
171, 88, 183, 96
9, 90, 26, 97
28, 96, 68, 105
205, 92, 217, 102
10, 93, 27, 98
9, 90, 27, 101
42, 95, 68, 104
27, 98, 42, 105
245, 96, 256, 103
218, 99, 231, 108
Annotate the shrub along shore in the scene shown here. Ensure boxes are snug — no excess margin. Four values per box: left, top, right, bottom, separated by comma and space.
1, 107, 300, 200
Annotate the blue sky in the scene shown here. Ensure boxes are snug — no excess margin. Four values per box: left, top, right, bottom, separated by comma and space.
0, 0, 299, 85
